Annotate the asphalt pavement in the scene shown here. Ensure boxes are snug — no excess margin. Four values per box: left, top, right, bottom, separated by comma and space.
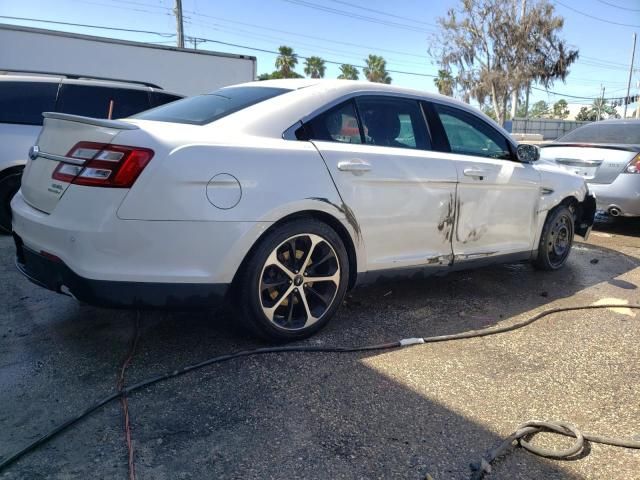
1, 219, 639, 479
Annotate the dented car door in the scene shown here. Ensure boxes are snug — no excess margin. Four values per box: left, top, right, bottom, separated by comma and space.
307, 96, 458, 272
427, 102, 541, 262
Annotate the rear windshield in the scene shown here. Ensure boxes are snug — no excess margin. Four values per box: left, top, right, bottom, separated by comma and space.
0, 81, 58, 125
133, 86, 290, 125
558, 122, 640, 144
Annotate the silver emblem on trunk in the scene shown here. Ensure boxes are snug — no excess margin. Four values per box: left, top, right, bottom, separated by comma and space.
28, 145, 40, 161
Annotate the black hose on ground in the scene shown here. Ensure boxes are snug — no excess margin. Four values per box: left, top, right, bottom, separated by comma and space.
0, 303, 639, 478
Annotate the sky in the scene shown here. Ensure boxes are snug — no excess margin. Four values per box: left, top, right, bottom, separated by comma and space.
1, 0, 639, 111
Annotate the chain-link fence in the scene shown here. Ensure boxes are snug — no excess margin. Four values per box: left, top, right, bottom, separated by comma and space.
506, 118, 591, 140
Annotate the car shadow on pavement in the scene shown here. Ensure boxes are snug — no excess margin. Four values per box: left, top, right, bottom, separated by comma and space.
1, 238, 638, 479
592, 217, 640, 238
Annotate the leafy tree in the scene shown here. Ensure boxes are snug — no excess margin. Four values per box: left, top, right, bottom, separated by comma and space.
431, 0, 578, 124
258, 70, 303, 80
434, 69, 454, 96
575, 106, 593, 121
363, 54, 392, 84
552, 99, 570, 119
529, 100, 550, 118
574, 99, 620, 121
338, 64, 359, 80
304, 56, 326, 79
275, 45, 299, 78
481, 104, 497, 121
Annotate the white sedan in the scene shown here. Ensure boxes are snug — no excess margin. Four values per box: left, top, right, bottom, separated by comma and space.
11, 80, 595, 340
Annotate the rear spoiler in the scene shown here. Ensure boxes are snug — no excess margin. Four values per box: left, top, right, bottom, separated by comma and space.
42, 112, 139, 130
541, 142, 640, 153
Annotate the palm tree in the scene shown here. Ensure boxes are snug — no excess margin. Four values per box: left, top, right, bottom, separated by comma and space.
434, 69, 454, 96
275, 46, 298, 78
363, 54, 391, 84
337, 64, 359, 80
304, 56, 326, 79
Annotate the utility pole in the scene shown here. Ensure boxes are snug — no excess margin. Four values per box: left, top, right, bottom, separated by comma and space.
174, 0, 184, 48
596, 85, 605, 121
623, 33, 636, 119
510, 0, 528, 120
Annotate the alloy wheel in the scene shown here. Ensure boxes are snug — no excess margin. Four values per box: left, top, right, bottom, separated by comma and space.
258, 233, 341, 330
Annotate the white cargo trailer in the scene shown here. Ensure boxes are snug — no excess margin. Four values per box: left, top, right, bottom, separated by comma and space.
0, 23, 257, 96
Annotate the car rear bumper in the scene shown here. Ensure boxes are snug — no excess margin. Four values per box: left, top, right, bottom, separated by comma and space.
589, 174, 640, 217
14, 233, 229, 308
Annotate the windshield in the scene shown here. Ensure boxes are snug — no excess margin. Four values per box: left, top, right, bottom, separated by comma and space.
133, 86, 291, 125
557, 122, 640, 145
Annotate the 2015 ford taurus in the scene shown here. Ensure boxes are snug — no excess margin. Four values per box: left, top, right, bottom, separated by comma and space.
11, 80, 595, 340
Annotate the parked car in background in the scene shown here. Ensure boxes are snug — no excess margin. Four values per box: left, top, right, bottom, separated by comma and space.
0, 72, 182, 232
539, 119, 640, 218
12, 80, 595, 341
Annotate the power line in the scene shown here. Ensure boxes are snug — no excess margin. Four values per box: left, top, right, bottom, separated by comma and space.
325, 0, 437, 27
596, 0, 640, 12
553, 0, 640, 28
0, 15, 175, 37
281, 0, 434, 34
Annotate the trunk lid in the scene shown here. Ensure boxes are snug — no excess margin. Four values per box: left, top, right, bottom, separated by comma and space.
21, 113, 138, 213
539, 143, 639, 185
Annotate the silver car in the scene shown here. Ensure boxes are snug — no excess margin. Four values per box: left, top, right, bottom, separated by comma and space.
540, 119, 640, 218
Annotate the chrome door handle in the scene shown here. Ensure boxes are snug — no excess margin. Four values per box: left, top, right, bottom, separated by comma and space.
463, 168, 488, 179
337, 159, 372, 172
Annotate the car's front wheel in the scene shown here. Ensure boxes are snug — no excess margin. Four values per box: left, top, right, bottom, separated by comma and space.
533, 205, 575, 271
236, 218, 349, 341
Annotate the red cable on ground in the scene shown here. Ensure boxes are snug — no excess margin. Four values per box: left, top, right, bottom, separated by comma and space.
117, 312, 141, 480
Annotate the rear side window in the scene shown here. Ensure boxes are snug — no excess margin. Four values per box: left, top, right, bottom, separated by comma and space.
356, 97, 430, 149
56, 85, 151, 119
433, 104, 512, 159
150, 91, 183, 108
0, 81, 58, 125
134, 86, 290, 125
306, 101, 363, 144
558, 123, 640, 144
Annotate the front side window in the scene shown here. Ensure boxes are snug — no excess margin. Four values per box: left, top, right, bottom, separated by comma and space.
433, 104, 512, 160
134, 86, 290, 125
306, 101, 362, 144
0, 81, 58, 125
57, 85, 151, 119
356, 97, 430, 149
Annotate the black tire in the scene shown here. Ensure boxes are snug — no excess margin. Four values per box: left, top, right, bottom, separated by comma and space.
0, 168, 23, 234
236, 218, 349, 341
533, 205, 575, 271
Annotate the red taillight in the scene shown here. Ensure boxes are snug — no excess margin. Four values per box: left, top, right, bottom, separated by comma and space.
625, 153, 640, 174
52, 141, 154, 187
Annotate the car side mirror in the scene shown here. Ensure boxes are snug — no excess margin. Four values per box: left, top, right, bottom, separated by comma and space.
516, 143, 540, 163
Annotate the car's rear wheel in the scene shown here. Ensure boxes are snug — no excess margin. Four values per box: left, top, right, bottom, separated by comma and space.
533, 205, 575, 271
236, 218, 349, 341
0, 168, 23, 234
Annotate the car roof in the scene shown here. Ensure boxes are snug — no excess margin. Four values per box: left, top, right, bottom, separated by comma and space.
0, 73, 183, 97
208, 79, 512, 141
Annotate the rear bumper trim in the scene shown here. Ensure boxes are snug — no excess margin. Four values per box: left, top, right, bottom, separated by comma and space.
13, 234, 229, 309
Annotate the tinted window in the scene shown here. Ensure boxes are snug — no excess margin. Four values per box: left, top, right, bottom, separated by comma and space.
434, 104, 512, 159
134, 86, 290, 125
557, 122, 640, 144
306, 101, 362, 144
56, 84, 151, 119
150, 91, 183, 108
356, 97, 430, 149
0, 81, 58, 125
